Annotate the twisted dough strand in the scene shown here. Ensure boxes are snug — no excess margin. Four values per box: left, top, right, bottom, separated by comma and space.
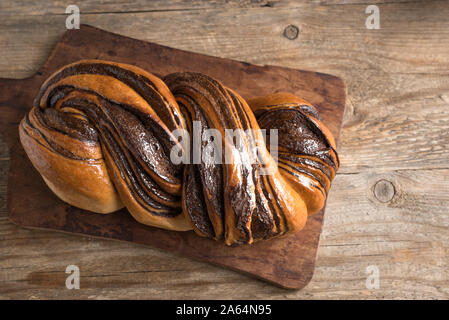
19, 60, 339, 245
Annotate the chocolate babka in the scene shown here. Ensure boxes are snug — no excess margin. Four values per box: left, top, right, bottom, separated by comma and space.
19, 60, 339, 245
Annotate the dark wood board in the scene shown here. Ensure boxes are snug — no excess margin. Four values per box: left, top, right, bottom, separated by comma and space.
0, 24, 346, 290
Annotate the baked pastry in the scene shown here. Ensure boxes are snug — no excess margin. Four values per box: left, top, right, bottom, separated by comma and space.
19, 60, 339, 245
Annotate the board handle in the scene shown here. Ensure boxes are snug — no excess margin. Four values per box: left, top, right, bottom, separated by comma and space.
0, 77, 29, 143
0, 77, 21, 93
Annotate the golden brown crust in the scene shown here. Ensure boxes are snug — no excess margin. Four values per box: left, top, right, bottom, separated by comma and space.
19, 116, 123, 214
19, 60, 339, 245
164, 74, 314, 244
247, 92, 340, 216
21, 59, 190, 231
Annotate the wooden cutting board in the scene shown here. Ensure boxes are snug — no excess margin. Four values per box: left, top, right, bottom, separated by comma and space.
0, 24, 346, 289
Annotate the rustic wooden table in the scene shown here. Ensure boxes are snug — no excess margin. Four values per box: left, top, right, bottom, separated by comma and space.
0, 0, 448, 299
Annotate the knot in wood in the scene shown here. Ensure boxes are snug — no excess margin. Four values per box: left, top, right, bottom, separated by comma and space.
283, 25, 299, 40
373, 179, 395, 203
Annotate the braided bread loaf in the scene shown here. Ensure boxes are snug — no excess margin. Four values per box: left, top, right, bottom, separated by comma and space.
19, 60, 339, 245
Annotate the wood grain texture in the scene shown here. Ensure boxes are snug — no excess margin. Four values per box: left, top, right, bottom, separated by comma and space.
0, 0, 448, 299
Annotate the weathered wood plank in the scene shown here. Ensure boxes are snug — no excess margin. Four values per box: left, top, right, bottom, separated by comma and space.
0, 0, 277, 16
1, 2, 448, 78
0, 169, 447, 299
340, 76, 449, 173
0, 0, 433, 17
